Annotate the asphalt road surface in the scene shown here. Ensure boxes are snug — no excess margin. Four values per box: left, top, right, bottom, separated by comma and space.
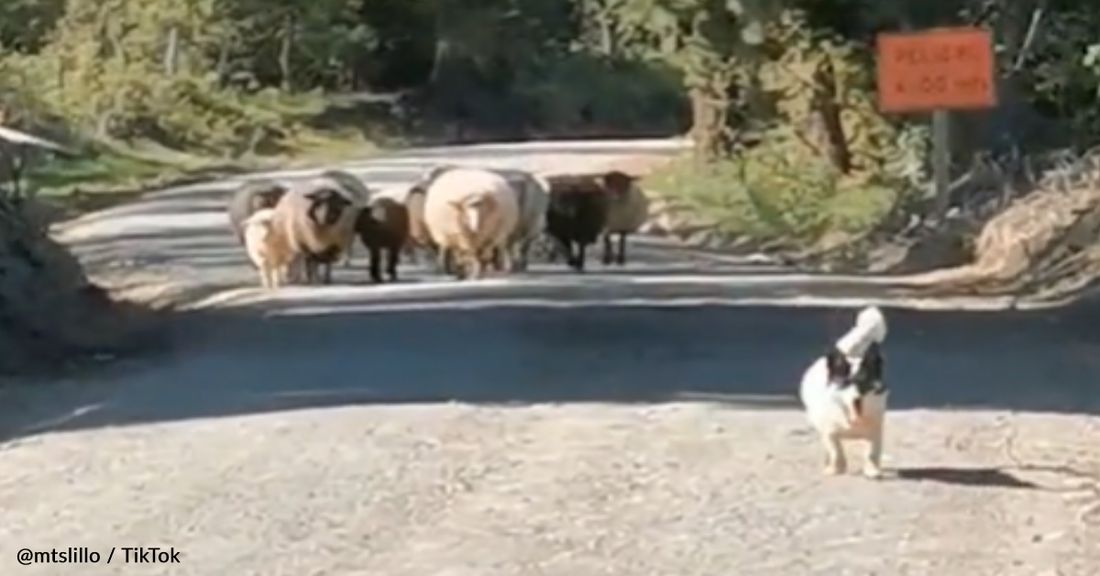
1, 139, 1097, 575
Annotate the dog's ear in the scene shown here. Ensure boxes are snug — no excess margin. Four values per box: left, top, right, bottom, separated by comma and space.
824, 348, 850, 380
860, 342, 884, 381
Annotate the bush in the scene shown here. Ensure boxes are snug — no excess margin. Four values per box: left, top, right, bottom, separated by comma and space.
645, 139, 903, 248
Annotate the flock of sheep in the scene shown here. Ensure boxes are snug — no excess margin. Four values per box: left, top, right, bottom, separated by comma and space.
227, 165, 651, 288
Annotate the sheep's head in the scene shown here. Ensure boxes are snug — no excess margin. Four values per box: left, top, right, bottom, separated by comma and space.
450, 196, 495, 233
600, 170, 636, 199
305, 188, 353, 228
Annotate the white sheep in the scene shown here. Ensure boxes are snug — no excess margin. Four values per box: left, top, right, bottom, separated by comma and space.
799, 306, 889, 479
421, 167, 520, 279
242, 208, 292, 289
271, 177, 360, 285
600, 171, 650, 266
496, 169, 550, 272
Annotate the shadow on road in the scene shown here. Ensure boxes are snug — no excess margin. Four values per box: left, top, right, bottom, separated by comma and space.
2, 303, 1100, 445
893, 466, 1042, 489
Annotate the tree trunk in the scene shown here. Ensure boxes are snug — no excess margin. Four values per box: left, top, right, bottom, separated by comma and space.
688, 76, 737, 162
279, 12, 295, 91
163, 25, 179, 76
809, 57, 852, 174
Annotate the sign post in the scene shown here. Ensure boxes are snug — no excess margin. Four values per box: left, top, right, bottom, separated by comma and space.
875, 27, 998, 221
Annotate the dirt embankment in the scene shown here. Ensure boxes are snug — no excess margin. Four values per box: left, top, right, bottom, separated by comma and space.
572, 151, 1100, 303
0, 198, 169, 378
893, 179, 1100, 302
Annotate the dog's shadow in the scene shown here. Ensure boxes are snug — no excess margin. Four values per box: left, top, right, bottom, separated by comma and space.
892, 466, 1040, 489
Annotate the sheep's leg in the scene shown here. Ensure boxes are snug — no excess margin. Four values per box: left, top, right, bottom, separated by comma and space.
385, 246, 399, 282
343, 243, 354, 267
304, 258, 320, 285
285, 258, 299, 284
467, 256, 482, 280
862, 419, 885, 479
615, 233, 627, 265
601, 234, 614, 265
545, 238, 561, 263
497, 245, 513, 275
258, 267, 270, 289
368, 246, 384, 283
822, 433, 847, 475
513, 240, 530, 272
437, 248, 452, 276
573, 243, 587, 272
321, 261, 333, 285
549, 234, 572, 264
403, 244, 419, 265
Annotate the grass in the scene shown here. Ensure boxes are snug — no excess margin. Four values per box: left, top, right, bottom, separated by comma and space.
23, 124, 393, 218
643, 148, 899, 250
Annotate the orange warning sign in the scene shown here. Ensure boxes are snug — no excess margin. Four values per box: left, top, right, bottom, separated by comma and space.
876, 27, 997, 113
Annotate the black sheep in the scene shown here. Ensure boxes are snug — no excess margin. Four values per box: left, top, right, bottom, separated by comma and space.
544, 177, 610, 272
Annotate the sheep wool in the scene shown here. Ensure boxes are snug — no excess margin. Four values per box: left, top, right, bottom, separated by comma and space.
227, 179, 288, 244
318, 169, 372, 266
242, 208, 291, 289
271, 178, 360, 284
422, 167, 519, 279
599, 171, 650, 266
354, 195, 411, 283
601, 171, 650, 234
495, 169, 550, 272
544, 175, 612, 271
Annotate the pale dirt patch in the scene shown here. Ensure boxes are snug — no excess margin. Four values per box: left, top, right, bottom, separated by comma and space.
0, 405, 1095, 576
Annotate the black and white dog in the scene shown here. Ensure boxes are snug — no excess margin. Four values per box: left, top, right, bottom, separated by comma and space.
799, 306, 889, 478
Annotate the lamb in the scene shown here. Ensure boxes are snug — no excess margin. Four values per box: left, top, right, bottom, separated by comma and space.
354, 195, 410, 283
270, 177, 360, 285
421, 166, 519, 279
544, 175, 611, 272
496, 169, 551, 272
227, 179, 288, 245
799, 306, 889, 479
241, 207, 294, 289
317, 169, 372, 267
599, 170, 650, 266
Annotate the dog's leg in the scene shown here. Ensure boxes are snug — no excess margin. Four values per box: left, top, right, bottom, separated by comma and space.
862, 419, 884, 479
822, 433, 846, 475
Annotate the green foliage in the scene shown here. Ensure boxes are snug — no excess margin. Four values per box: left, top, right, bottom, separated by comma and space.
646, 141, 900, 246
1, 0, 1099, 243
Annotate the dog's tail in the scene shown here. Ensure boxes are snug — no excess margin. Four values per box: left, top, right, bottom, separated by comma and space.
834, 306, 887, 358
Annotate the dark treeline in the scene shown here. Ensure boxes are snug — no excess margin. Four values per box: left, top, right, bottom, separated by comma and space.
1, 0, 1098, 166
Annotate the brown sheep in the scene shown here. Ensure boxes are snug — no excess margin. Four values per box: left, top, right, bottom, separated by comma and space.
270, 178, 359, 285
354, 195, 410, 283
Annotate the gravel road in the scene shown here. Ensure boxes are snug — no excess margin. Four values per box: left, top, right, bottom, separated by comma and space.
1, 139, 1097, 575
